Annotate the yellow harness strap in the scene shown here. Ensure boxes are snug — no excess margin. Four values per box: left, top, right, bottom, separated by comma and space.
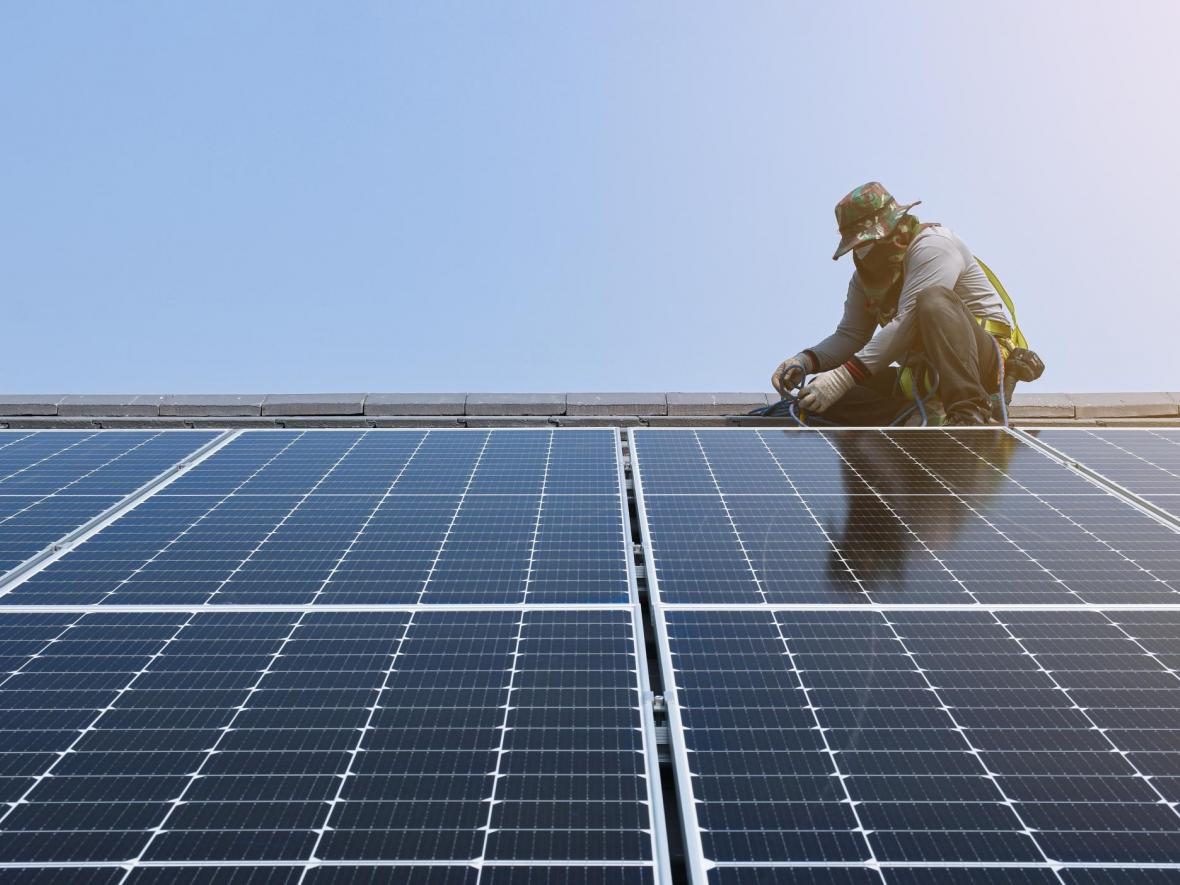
976, 257, 1028, 350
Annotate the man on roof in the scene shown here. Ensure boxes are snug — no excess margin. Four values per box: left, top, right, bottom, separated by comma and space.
771, 182, 1042, 426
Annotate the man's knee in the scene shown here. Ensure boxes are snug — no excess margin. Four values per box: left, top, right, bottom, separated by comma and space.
914, 286, 958, 319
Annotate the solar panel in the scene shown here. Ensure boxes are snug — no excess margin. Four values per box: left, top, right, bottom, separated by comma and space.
2, 430, 631, 607
0, 431, 221, 576
630, 426, 1180, 882
660, 607, 1180, 880
0, 428, 667, 881
1025, 429, 1180, 519
0, 607, 660, 879
631, 428, 1180, 606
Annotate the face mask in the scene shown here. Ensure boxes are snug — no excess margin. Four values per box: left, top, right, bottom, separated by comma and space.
854, 244, 900, 289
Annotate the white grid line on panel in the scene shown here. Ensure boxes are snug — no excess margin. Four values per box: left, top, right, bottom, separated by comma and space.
754, 430, 877, 605
299, 610, 417, 878
1062, 429, 1180, 482
881, 432, 1095, 605
84, 431, 302, 607
473, 608, 529, 877
945, 432, 1180, 592
0, 610, 91, 695
813, 431, 987, 606
0, 430, 239, 594
1014, 427, 1180, 533
0, 431, 100, 485
417, 431, 493, 603
303, 431, 429, 608
1146, 430, 1180, 447
520, 429, 554, 606
197, 432, 369, 605
0, 430, 242, 594
872, 610, 1064, 876
0, 603, 638, 613
689, 429, 883, 877
985, 611, 1180, 828
0, 432, 35, 453
0, 859, 658, 870
115, 609, 315, 880
689, 430, 769, 607
0, 610, 202, 831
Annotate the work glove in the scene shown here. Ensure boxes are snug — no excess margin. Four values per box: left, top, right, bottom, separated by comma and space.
771, 352, 815, 397
799, 365, 855, 413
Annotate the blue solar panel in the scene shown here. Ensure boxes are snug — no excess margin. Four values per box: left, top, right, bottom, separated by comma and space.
0, 431, 220, 575
661, 607, 1180, 879
21, 423, 1180, 883
1027, 429, 1180, 519
631, 428, 1180, 605
0, 608, 658, 878
3, 430, 631, 606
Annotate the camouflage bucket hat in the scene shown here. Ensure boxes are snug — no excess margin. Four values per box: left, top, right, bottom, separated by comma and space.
832, 181, 921, 260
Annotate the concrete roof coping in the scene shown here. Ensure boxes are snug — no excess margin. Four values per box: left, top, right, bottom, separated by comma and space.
58, 395, 166, 417
365, 393, 466, 416
1068, 392, 1179, 419
1007, 392, 1076, 419
0, 395, 68, 416
566, 393, 668, 416
465, 393, 566, 416
160, 395, 265, 417
261, 394, 366, 416
667, 392, 773, 415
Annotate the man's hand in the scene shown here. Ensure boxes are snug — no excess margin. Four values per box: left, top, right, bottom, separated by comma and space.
799, 365, 855, 413
771, 352, 814, 397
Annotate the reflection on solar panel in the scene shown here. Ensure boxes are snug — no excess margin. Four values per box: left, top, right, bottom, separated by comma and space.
631, 428, 1180, 605
1027, 429, 1180, 519
0, 608, 658, 878
663, 608, 1180, 880
631, 426, 1180, 882
4, 430, 630, 606
0, 431, 220, 575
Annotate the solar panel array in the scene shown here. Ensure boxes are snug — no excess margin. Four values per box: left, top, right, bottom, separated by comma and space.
631, 427, 1180, 883
0, 431, 220, 576
0, 429, 664, 882
6, 424, 1180, 884
1027, 428, 1180, 520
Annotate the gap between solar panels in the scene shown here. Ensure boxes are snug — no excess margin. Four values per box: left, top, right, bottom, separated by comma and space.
1016, 427, 1180, 535
0, 430, 237, 593
629, 426, 1180, 884
0, 429, 675, 883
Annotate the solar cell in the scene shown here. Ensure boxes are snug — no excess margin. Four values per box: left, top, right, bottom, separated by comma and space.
661, 607, 1180, 880
1026, 429, 1180, 519
2, 430, 631, 606
0, 608, 659, 879
631, 428, 1180, 605
0, 431, 221, 576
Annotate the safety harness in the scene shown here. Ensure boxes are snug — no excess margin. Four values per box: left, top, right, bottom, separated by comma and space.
894, 255, 1029, 424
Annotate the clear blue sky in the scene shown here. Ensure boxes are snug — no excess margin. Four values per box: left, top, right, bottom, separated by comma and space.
3, 2, 1177, 394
